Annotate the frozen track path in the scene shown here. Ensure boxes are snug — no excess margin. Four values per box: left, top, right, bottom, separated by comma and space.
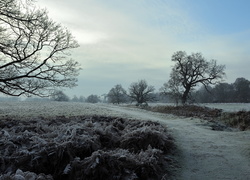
98, 104, 250, 180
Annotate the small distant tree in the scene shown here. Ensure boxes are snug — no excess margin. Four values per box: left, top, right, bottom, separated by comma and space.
160, 70, 183, 105
166, 51, 225, 104
107, 84, 127, 104
79, 96, 85, 102
51, 90, 69, 102
128, 80, 155, 105
71, 95, 79, 102
86, 94, 100, 103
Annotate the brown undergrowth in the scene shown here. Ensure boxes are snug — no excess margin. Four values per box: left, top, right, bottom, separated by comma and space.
0, 116, 177, 180
149, 105, 222, 119
220, 111, 250, 131
145, 105, 250, 131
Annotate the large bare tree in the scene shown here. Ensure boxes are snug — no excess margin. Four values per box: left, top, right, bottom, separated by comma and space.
0, 0, 80, 96
128, 80, 155, 105
167, 51, 225, 104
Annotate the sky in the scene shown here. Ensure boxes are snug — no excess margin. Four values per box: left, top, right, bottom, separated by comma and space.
36, 0, 250, 98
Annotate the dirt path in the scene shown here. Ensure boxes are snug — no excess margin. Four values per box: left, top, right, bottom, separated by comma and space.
99, 104, 250, 180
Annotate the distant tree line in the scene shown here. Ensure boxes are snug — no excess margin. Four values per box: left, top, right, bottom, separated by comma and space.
106, 77, 250, 105
2, 76, 249, 105
193, 77, 250, 103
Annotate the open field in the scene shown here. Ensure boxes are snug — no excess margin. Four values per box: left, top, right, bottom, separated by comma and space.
1, 102, 250, 180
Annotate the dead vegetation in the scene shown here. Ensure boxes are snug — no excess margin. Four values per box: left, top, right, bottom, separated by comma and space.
147, 105, 250, 131
219, 110, 250, 131
149, 105, 222, 119
0, 116, 177, 180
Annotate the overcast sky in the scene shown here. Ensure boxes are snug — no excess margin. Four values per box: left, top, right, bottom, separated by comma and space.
36, 0, 250, 97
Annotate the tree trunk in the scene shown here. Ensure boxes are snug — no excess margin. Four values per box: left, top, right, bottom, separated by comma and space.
182, 86, 191, 104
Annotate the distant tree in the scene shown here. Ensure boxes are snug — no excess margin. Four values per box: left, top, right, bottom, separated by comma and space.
160, 71, 183, 105
107, 84, 127, 104
51, 90, 69, 102
212, 83, 234, 103
79, 96, 85, 102
128, 80, 155, 105
193, 85, 213, 103
167, 51, 225, 104
86, 94, 100, 103
0, 0, 80, 97
71, 95, 79, 102
233, 77, 250, 103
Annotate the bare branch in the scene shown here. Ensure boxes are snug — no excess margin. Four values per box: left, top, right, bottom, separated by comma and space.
0, 0, 80, 97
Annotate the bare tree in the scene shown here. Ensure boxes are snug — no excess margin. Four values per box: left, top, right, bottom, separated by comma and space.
0, 0, 80, 97
160, 70, 183, 105
107, 84, 127, 104
128, 80, 155, 105
167, 51, 225, 104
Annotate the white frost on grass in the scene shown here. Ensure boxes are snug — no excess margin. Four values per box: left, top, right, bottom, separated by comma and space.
0, 102, 250, 179
0, 102, 115, 119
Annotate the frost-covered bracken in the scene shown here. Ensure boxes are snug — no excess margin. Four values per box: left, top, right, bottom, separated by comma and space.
0, 103, 176, 180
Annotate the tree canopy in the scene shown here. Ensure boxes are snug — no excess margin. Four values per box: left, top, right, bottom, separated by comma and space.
0, 0, 80, 97
166, 51, 225, 104
194, 77, 250, 103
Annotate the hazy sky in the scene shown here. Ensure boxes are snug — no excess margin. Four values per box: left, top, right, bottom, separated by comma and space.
36, 0, 250, 97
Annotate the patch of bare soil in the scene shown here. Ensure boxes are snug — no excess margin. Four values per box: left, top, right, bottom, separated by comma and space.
0, 116, 176, 180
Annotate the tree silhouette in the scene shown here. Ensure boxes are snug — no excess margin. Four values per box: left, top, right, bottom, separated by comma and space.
0, 0, 80, 97
167, 51, 225, 104
128, 80, 155, 105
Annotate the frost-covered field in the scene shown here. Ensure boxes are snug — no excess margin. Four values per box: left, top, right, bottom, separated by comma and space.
0, 102, 115, 118
1, 102, 249, 119
1, 101, 250, 180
